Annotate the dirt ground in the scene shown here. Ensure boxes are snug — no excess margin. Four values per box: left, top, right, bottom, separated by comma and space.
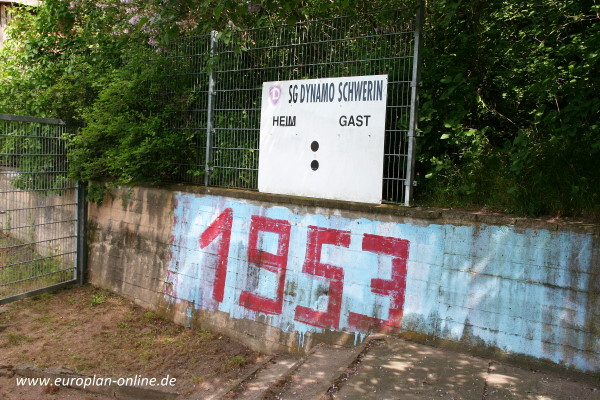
0, 285, 264, 399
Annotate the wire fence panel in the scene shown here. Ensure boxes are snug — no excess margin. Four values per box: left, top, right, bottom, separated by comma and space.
167, 6, 421, 204
0, 114, 80, 303
161, 34, 213, 185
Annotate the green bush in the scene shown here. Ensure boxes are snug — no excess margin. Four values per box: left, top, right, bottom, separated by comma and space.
68, 51, 197, 185
0, 0, 131, 120
416, 0, 600, 218
1, 0, 597, 218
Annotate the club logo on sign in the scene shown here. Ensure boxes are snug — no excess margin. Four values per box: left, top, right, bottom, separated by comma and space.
269, 85, 282, 105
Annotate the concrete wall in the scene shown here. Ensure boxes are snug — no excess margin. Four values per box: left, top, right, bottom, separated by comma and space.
0, 168, 77, 262
87, 185, 600, 374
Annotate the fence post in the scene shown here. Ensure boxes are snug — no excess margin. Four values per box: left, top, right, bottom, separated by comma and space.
204, 30, 217, 186
76, 181, 87, 285
404, 0, 424, 206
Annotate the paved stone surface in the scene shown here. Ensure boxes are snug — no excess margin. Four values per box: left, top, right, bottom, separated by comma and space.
334, 338, 489, 400
332, 337, 599, 400
235, 356, 298, 400
219, 337, 599, 400
486, 362, 600, 400
277, 344, 358, 400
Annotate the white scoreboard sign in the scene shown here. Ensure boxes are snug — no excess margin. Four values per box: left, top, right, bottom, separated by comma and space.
258, 75, 388, 204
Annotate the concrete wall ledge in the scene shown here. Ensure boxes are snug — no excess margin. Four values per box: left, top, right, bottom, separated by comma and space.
87, 184, 600, 375
140, 183, 599, 235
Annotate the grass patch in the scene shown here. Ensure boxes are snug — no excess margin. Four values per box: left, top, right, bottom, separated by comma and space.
226, 355, 247, 367
197, 330, 214, 341
6, 333, 33, 346
134, 337, 153, 349
143, 310, 158, 322
0, 284, 260, 397
32, 292, 54, 301
0, 235, 74, 299
37, 315, 53, 324
90, 293, 106, 306
139, 350, 156, 361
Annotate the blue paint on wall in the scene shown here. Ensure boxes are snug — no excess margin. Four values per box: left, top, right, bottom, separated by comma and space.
165, 194, 598, 372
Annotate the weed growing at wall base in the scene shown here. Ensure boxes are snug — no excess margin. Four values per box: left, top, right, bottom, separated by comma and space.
89, 293, 105, 306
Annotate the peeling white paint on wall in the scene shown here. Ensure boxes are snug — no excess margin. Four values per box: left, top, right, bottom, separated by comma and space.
164, 193, 598, 373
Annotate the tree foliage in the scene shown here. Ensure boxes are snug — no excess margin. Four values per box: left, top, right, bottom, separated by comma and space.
0, 0, 598, 217
0, 0, 197, 186
67, 53, 196, 185
418, 0, 600, 217
0, 0, 133, 120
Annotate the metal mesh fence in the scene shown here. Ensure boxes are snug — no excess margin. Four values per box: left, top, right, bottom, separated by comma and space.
160, 35, 212, 185
0, 114, 79, 302
166, 6, 421, 204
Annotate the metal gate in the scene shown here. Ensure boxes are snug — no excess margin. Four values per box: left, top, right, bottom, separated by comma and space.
0, 114, 84, 305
